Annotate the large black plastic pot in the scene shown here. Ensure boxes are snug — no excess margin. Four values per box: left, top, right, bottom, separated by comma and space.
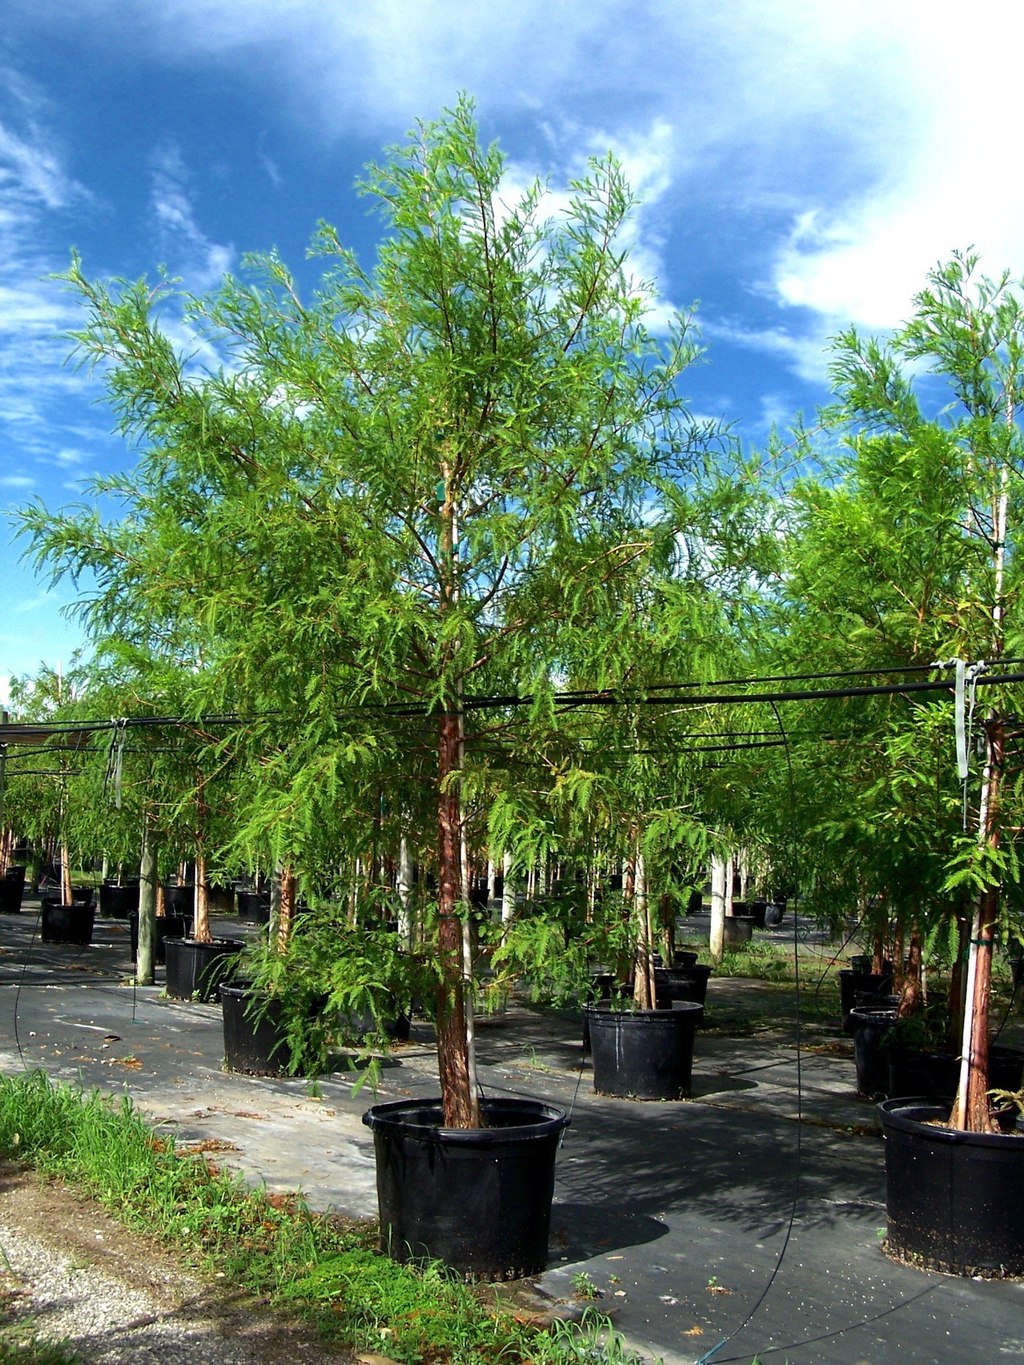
880, 1098, 1024, 1276
164, 937, 244, 1002
722, 916, 754, 948
849, 1005, 898, 1098
40, 898, 95, 945
220, 982, 294, 1075
162, 884, 193, 916
887, 1046, 959, 1101
0, 866, 26, 914
586, 1002, 703, 1099
236, 890, 271, 923
839, 968, 893, 1032
362, 1096, 569, 1279
99, 881, 140, 919
655, 963, 713, 1009
886, 1042, 1024, 1102
129, 911, 193, 965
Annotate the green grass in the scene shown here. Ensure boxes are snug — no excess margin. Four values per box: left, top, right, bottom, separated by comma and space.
0, 1071, 644, 1364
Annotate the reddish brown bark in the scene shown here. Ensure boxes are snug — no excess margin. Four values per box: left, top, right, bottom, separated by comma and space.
277, 866, 296, 953
436, 708, 476, 1128
953, 719, 1004, 1133
898, 922, 923, 1018
194, 850, 212, 943
961, 891, 998, 1131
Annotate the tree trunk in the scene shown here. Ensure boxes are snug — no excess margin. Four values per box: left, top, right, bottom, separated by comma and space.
952, 718, 1004, 1132
632, 846, 656, 1009
276, 865, 296, 952
501, 849, 516, 923
898, 922, 923, 1017
397, 834, 414, 946
709, 854, 727, 964
436, 708, 476, 1128
136, 824, 157, 986
193, 850, 212, 943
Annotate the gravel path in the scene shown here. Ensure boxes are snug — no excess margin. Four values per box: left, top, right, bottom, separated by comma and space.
0, 1164, 355, 1363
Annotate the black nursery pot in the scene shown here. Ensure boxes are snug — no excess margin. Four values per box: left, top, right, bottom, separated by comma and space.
655, 963, 713, 1010
849, 1004, 898, 1098
839, 968, 893, 1032
887, 1046, 959, 1101
0, 866, 26, 914
40, 898, 95, 946
362, 1096, 569, 1280
586, 1002, 703, 1099
722, 915, 754, 949
99, 881, 140, 919
220, 982, 293, 1075
164, 937, 244, 1002
880, 1098, 1024, 1277
129, 911, 193, 965
236, 890, 271, 923
162, 884, 193, 915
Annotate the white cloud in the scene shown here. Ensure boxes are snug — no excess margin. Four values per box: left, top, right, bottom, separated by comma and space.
0, 474, 35, 489
0, 86, 93, 464
150, 144, 236, 291
763, 4, 1024, 333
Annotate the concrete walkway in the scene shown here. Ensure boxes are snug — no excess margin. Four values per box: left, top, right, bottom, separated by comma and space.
1, 902, 1023, 1365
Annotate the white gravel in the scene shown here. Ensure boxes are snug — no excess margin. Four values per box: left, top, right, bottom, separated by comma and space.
0, 1218, 278, 1363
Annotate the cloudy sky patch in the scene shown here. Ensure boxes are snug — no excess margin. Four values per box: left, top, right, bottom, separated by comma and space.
1, 0, 1022, 680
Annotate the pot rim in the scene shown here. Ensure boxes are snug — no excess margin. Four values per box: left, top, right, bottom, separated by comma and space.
879, 1097, 1024, 1148
584, 1000, 704, 1020
362, 1094, 569, 1143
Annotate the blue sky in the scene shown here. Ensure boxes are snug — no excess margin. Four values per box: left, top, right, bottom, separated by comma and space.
2, 0, 1023, 703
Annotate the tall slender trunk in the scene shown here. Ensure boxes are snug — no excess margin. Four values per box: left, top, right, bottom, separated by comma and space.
952, 718, 1003, 1132
397, 834, 414, 947
898, 922, 923, 1017
632, 845, 656, 1009
501, 849, 516, 923
276, 865, 296, 953
436, 707, 476, 1128
192, 779, 212, 943
709, 854, 728, 964
136, 821, 157, 986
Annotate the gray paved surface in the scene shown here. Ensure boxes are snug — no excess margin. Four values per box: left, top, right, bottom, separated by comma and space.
1, 901, 1023, 1365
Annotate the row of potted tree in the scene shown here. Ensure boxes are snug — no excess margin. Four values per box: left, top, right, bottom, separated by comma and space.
3, 96, 1024, 1279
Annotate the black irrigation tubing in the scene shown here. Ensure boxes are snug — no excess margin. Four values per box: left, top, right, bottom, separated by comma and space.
4, 667, 1023, 742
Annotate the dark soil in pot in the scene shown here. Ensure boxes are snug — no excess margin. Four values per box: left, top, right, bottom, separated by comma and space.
361, 1095, 569, 1279
164, 937, 244, 1002
586, 1002, 703, 1099
880, 1098, 1024, 1277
